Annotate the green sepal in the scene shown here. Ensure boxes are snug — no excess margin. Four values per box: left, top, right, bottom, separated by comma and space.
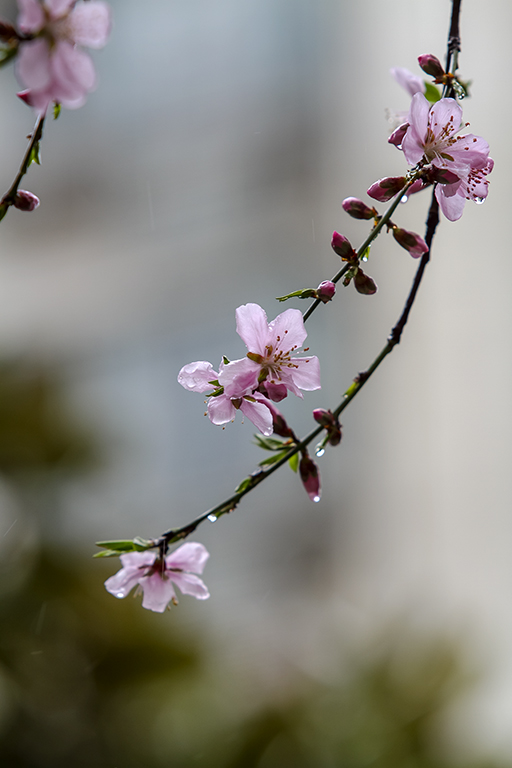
93, 549, 124, 558
222, 356, 230, 365
234, 476, 253, 493
360, 246, 371, 263
27, 141, 41, 167
288, 452, 299, 473
254, 434, 286, 451
258, 450, 289, 467
424, 82, 441, 103
53, 103, 61, 120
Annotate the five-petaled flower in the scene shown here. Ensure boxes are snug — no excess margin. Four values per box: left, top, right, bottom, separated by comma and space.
104, 543, 210, 613
401, 93, 492, 220
16, 0, 111, 114
178, 304, 320, 435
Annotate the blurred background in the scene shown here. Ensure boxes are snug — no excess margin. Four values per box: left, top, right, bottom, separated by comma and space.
0, 0, 511, 765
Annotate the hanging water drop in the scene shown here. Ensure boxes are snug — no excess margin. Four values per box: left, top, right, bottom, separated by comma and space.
313, 495, 321, 503
361, 254, 368, 263
400, 194, 408, 204
475, 196, 485, 205
207, 514, 217, 523
315, 447, 325, 458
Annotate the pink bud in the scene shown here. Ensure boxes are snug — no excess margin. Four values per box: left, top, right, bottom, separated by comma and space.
260, 381, 288, 402
315, 281, 336, 303
367, 176, 407, 202
313, 408, 342, 445
13, 190, 40, 212
313, 408, 332, 427
354, 268, 378, 295
392, 227, 428, 258
331, 232, 356, 261
388, 123, 409, 148
341, 197, 375, 220
418, 54, 445, 79
299, 453, 321, 502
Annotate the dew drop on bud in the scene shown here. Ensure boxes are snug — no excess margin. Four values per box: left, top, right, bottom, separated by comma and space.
475, 197, 485, 205
400, 194, 408, 204
313, 496, 321, 503
207, 514, 218, 523
315, 447, 325, 457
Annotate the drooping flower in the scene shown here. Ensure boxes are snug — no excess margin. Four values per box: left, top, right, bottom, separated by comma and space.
16, 0, 111, 114
223, 303, 321, 400
178, 359, 273, 436
104, 542, 210, 613
401, 93, 492, 220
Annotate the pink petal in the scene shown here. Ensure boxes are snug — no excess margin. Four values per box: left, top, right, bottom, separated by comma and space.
166, 542, 210, 575
170, 572, 210, 600
45, 0, 75, 18
16, 39, 52, 90
288, 356, 321, 391
235, 304, 270, 354
218, 357, 259, 397
207, 394, 236, 425
70, 1, 111, 49
429, 98, 462, 139
268, 308, 307, 352
240, 398, 273, 436
104, 551, 156, 598
178, 361, 219, 392
51, 41, 96, 105
141, 572, 177, 612
17, 0, 45, 32
435, 185, 465, 221
390, 67, 425, 97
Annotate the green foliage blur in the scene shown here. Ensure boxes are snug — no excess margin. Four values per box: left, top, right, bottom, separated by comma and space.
0, 361, 506, 767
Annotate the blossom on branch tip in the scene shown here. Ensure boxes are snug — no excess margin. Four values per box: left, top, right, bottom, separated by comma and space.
417, 53, 445, 80
392, 227, 428, 258
15, 0, 111, 114
341, 197, 376, 220
104, 543, 210, 613
13, 189, 40, 211
315, 281, 336, 303
331, 231, 356, 261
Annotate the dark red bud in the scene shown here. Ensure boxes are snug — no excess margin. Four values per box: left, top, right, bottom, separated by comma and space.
341, 197, 375, 220
418, 54, 445, 79
331, 231, 356, 261
353, 268, 377, 295
13, 189, 40, 212
392, 227, 428, 258
388, 123, 408, 148
315, 281, 336, 303
299, 453, 321, 502
367, 176, 407, 202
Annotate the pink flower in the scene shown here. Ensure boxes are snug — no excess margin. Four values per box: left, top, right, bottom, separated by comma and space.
16, 0, 111, 114
178, 359, 274, 436
391, 67, 425, 98
223, 303, 321, 400
401, 93, 492, 220
104, 543, 210, 613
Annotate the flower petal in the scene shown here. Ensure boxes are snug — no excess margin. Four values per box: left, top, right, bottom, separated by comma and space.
435, 185, 465, 221
170, 572, 210, 600
51, 41, 96, 105
166, 542, 210, 575
45, 0, 75, 18
141, 572, 177, 612
178, 361, 219, 392
288, 355, 321, 391
17, 0, 45, 32
207, 394, 236, 425
235, 303, 270, 354
218, 357, 259, 397
268, 308, 307, 352
69, 1, 112, 49
240, 398, 273, 436
16, 39, 52, 91
390, 67, 425, 97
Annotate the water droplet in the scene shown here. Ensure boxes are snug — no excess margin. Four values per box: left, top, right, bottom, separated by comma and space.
313, 496, 321, 503
361, 255, 368, 263
400, 194, 408, 204
397, 143, 403, 150
315, 447, 325, 458
475, 196, 485, 205
115, 593, 124, 599
207, 514, 218, 523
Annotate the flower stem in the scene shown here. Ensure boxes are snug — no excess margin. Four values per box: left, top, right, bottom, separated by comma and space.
0, 114, 45, 221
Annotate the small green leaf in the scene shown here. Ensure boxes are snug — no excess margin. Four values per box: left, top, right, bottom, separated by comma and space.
288, 452, 299, 473
27, 141, 41, 167
93, 549, 123, 558
254, 434, 286, 451
95, 537, 153, 554
234, 477, 253, 493
53, 102, 61, 120
424, 82, 441, 103
258, 450, 288, 467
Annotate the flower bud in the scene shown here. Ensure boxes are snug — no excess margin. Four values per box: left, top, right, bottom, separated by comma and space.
13, 190, 40, 212
315, 281, 336, 303
341, 197, 375, 220
0, 20, 17, 40
260, 381, 288, 402
331, 232, 356, 261
262, 399, 294, 438
312, 408, 332, 428
312, 408, 342, 446
418, 54, 445, 79
392, 227, 428, 258
353, 268, 377, 295
367, 176, 407, 202
299, 453, 321, 502
388, 123, 409, 148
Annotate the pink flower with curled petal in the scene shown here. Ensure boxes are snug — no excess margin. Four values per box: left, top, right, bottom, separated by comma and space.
15, 0, 111, 114
178, 359, 274, 436
104, 542, 210, 613
401, 93, 492, 220
222, 303, 321, 400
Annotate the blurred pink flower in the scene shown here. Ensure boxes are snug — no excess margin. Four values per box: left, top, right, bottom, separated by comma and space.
104, 543, 210, 613
16, 0, 111, 114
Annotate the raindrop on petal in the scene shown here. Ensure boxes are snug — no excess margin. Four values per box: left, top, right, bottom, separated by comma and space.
475, 197, 485, 205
